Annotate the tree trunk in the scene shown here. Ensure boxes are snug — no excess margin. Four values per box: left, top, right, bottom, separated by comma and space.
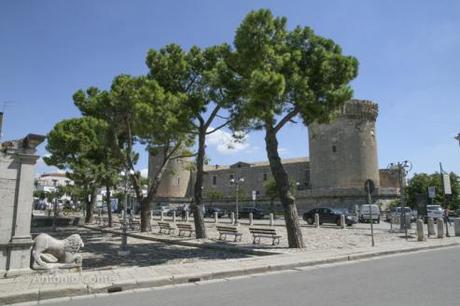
140, 197, 152, 232
106, 185, 112, 227
192, 128, 207, 239
139, 146, 175, 232
85, 187, 97, 224
265, 127, 304, 248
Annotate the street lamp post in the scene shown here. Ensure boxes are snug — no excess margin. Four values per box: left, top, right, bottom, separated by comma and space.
230, 176, 244, 225
388, 161, 412, 240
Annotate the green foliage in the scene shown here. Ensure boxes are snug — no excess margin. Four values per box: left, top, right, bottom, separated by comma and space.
230, 9, 358, 130
263, 178, 297, 199
406, 172, 460, 209
205, 189, 224, 200
44, 117, 109, 185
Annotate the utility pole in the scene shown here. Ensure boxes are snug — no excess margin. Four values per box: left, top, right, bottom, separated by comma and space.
440, 162, 451, 237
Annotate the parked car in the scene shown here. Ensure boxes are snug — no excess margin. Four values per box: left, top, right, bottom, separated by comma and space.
238, 207, 265, 219
152, 206, 170, 216
426, 205, 443, 222
303, 207, 356, 226
387, 207, 416, 223
359, 204, 381, 223
204, 207, 226, 218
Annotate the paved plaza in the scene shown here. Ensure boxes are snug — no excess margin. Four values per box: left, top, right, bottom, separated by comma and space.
1, 217, 458, 304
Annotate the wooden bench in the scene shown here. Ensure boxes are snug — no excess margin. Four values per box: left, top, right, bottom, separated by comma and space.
176, 223, 195, 237
249, 227, 281, 245
216, 226, 242, 242
158, 222, 175, 235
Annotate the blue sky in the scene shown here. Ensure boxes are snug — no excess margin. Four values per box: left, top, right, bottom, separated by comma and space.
1, 0, 459, 176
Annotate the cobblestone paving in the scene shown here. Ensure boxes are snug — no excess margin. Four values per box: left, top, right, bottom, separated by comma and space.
31, 227, 259, 271
32, 217, 456, 271
146, 217, 456, 254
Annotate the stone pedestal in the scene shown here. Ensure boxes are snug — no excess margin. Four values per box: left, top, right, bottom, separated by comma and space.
454, 219, 460, 237
314, 213, 320, 228
0, 134, 45, 278
416, 219, 425, 241
437, 219, 445, 238
340, 215, 346, 229
427, 218, 436, 236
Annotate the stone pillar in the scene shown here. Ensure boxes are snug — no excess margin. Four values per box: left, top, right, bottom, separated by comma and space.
230, 212, 235, 225
160, 211, 164, 221
437, 219, 445, 238
314, 213, 320, 228
214, 212, 218, 224
172, 211, 176, 223
340, 215, 346, 229
416, 219, 424, 241
427, 218, 436, 236
454, 219, 460, 237
269, 213, 274, 227
249, 213, 253, 226
0, 134, 45, 277
185, 212, 189, 223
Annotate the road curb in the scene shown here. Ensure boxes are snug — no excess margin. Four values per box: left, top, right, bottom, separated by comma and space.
1, 241, 457, 304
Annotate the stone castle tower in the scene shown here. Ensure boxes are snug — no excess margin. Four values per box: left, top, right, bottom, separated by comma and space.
308, 99, 380, 194
148, 148, 192, 199
148, 99, 398, 209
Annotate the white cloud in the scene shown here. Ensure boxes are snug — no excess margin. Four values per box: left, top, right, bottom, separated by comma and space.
206, 128, 250, 155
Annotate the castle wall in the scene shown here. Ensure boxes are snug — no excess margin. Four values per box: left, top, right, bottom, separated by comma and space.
202, 158, 309, 199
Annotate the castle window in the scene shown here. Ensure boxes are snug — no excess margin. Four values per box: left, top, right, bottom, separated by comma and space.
332, 145, 337, 153
263, 173, 268, 181
212, 176, 217, 185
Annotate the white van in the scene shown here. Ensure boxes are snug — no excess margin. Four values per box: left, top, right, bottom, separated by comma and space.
359, 204, 381, 223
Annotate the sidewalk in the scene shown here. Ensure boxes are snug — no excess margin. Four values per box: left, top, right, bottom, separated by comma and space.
1, 229, 458, 304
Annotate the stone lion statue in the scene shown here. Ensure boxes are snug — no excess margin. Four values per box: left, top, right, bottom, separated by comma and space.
31, 233, 84, 270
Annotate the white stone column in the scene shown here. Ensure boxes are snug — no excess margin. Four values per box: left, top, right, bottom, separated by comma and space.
172, 211, 176, 223
249, 213, 253, 226
427, 218, 436, 236
269, 213, 274, 227
416, 219, 424, 241
214, 212, 218, 224
314, 213, 320, 228
230, 212, 235, 225
340, 215, 346, 229
454, 219, 460, 237
160, 211, 164, 221
437, 219, 445, 238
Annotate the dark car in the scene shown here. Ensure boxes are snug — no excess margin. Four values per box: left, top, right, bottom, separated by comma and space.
238, 207, 265, 219
204, 207, 226, 218
303, 207, 356, 226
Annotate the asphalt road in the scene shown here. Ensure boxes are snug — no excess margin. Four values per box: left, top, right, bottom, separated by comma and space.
41, 246, 460, 306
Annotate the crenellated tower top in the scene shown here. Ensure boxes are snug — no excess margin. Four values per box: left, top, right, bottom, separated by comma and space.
340, 99, 378, 121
